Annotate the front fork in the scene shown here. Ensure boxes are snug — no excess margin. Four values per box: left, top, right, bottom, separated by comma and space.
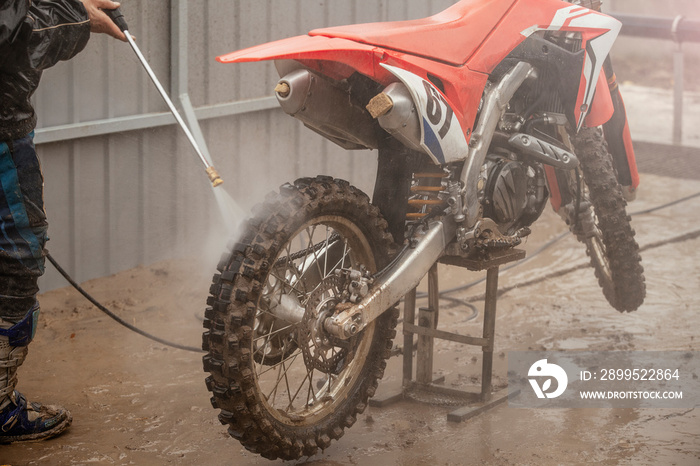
548, 165, 599, 239
546, 62, 640, 233
544, 127, 600, 239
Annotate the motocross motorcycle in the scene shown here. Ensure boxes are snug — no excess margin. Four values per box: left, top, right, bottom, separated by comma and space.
202, 0, 645, 460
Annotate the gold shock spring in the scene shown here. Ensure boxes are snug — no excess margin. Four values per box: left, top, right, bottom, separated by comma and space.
406, 171, 448, 220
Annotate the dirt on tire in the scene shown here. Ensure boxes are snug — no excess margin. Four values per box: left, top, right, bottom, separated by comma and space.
573, 126, 646, 312
202, 176, 399, 460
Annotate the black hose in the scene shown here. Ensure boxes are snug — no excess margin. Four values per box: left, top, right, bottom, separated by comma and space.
629, 191, 700, 216
46, 253, 202, 353
46, 190, 700, 353
414, 292, 480, 321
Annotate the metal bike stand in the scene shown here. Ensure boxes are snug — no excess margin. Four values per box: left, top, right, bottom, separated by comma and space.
369, 248, 525, 422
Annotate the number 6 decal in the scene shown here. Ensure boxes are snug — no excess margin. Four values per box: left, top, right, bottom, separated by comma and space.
422, 81, 454, 139
423, 81, 443, 126
382, 64, 468, 164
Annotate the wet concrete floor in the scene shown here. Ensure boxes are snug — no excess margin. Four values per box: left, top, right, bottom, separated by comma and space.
2, 170, 699, 465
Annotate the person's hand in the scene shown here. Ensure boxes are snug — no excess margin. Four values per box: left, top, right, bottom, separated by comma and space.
79, 0, 127, 41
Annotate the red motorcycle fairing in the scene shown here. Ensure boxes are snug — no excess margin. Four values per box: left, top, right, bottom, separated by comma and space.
217, 35, 378, 80
217, 0, 637, 189
586, 72, 614, 127
219, 0, 620, 137
309, 0, 517, 67
218, 34, 490, 152
468, 0, 621, 130
544, 165, 564, 212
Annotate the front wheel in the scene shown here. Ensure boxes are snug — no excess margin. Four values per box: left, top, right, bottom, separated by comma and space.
572, 127, 646, 312
202, 176, 398, 460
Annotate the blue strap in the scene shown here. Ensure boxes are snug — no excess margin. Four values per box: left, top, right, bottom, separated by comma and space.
0, 391, 60, 435
0, 303, 39, 347
0, 392, 27, 433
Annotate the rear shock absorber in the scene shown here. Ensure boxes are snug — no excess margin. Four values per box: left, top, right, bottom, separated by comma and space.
406, 171, 449, 221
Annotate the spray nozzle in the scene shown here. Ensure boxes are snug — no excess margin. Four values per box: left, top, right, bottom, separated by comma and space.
206, 166, 224, 187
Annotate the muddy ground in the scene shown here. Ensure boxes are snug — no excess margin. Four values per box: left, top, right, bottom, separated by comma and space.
2, 171, 699, 465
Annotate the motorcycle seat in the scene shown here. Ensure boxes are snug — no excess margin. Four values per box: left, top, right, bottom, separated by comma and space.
309, 0, 516, 66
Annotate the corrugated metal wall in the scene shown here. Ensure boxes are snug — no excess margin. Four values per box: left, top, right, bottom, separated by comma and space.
34, 0, 458, 291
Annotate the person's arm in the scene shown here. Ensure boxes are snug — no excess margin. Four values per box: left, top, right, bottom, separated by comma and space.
0, 0, 124, 72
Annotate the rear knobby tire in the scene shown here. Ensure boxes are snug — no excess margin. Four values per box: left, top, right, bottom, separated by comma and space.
202, 176, 398, 460
573, 127, 646, 312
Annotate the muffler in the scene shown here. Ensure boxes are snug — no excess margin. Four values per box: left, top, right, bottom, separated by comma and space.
274, 69, 380, 150
367, 83, 423, 154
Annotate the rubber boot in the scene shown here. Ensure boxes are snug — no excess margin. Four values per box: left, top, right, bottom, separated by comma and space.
0, 306, 72, 444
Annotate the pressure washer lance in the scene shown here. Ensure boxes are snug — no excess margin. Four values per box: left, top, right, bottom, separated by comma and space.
105, 8, 223, 187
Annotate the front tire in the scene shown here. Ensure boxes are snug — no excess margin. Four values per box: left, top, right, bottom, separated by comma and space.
202, 176, 398, 460
573, 127, 646, 312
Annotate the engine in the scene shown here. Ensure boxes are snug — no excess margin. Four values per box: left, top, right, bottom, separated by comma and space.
481, 151, 549, 235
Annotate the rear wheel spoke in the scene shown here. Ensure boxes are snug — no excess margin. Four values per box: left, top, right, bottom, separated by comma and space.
203, 178, 397, 460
